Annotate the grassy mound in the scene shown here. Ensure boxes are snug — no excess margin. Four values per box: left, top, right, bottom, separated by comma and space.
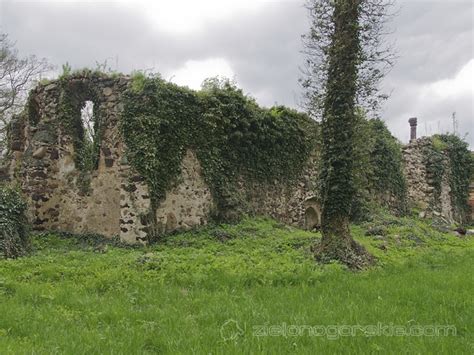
0, 216, 473, 353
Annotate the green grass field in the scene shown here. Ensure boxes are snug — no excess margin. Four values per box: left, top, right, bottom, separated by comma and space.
0, 215, 473, 354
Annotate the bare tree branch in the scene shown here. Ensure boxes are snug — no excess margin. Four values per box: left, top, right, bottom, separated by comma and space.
300, 0, 397, 120
0, 33, 53, 157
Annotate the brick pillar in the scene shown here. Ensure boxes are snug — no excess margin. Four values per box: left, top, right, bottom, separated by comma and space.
408, 117, 417, 141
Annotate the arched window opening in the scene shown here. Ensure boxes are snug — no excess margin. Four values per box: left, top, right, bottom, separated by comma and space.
305, 207, 320, 231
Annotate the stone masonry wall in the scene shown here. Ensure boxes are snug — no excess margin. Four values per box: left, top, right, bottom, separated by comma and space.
6, 74, 465, 243
402, 137, 454, 222
119, 149, 215, 243
5, 74, 321, 243
238, 155, 320, 230
8, 75, 128, 237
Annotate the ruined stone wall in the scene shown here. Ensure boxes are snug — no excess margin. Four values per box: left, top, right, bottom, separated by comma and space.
238, 155, 320, 229
7, 74, 466, 243
8, 75, 129, 237
402, 137, 454, 222
5, 74, 320, 243
119, 149, 215, 243
6, 74, 215, 243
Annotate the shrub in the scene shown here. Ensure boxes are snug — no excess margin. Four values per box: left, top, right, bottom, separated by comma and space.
0, 185, 30, 258
350, 114, 408, 221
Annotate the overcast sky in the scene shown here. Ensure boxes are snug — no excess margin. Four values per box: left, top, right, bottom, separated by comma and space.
1, 0, 473, 147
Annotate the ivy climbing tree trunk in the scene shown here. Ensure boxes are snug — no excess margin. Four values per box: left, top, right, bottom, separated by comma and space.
316, 0, 373, 268
303, 0, 395, 267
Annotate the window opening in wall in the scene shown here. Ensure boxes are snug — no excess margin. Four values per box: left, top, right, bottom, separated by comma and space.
78, 100, 100, 172
80, 100, 95, 142
305, 206, 321, 231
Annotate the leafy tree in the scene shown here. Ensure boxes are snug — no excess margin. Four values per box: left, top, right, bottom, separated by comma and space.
303, 0, 395, 268
0, 33, 52, 157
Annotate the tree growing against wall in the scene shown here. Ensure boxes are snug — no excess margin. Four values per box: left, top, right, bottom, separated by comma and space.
0, 33, 51, 157
302, 0, 395, 268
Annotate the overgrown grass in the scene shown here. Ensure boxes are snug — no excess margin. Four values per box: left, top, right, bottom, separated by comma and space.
0, 216, 473, 354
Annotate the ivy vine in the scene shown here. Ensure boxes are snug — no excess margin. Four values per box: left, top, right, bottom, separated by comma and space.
350, 114, 408, 221
57, 78, 102, 174
26, 72, 104, 178
423, 134, 473, 222
121, 75, 317, 222
0, 184, 30, 258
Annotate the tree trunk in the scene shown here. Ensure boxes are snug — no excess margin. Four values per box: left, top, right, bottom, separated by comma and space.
316, 0, 374, 269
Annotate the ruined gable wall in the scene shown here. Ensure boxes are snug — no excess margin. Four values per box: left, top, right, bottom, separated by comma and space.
8, 75, 129, 237
6, 75, 318, 243
7, 71, 468, 244
402, 137, 454, 222
7, 75, 221, 243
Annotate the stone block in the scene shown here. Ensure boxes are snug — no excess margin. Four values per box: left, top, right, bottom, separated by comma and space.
105, 158, 114, 168
33, 146, 48, 159
103, 87, 113, 96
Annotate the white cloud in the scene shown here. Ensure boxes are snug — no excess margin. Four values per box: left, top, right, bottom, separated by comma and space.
423, 59, 473, 100
7, 0, 270, 34
168, 58, 235, 89
128, 0, 267, 34
387, 59, 474, 146
416, 59, 474, 137
2, 0, 472, 147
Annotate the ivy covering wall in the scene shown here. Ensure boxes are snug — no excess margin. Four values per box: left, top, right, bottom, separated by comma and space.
0, 185, 30, 258
57, 78, 102, 174
26, 70, 106, 174
351, 114, 408, 221
16, 71, 471, 240
121, 75, 318, 220
423, 134, 473, 222
120, 73, 410, 227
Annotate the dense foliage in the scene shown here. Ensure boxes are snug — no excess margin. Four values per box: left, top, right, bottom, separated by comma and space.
351, 115, 407, 221
423, 134, 473, 222
121, 75, 317, 221
0, 185, 29, 258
